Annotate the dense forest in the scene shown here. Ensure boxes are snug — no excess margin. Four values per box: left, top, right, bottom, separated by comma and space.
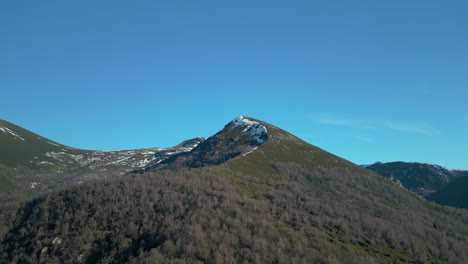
1, 163, 467, 263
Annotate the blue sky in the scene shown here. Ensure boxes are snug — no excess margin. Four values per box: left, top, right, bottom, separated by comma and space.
1, 1, 467, 169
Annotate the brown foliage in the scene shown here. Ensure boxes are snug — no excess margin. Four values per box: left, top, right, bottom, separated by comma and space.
1, 164, 467, 263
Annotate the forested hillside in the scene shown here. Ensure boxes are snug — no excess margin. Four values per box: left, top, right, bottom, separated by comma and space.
1, 165, 468, 263
1, 117, 468, 264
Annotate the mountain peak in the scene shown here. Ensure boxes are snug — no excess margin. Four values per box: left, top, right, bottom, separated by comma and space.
229, 115, 268, 144
138, 116, 270, 171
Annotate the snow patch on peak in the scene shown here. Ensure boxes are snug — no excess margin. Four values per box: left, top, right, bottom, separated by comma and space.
231, 116, 268, 144
48, 141, 60, 147
0, 125, 25, 141
242, 147, 258, 157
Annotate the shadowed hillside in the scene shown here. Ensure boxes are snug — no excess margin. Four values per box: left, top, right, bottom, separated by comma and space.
427, 175, 468, 208
364, 161, 468, 208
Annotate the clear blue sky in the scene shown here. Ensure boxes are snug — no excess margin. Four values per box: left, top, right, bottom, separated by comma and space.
1, 0, 467, 169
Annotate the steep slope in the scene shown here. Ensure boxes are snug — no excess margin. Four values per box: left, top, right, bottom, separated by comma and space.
143, 116, 377, 191
0, 119, 204, 202
139, 116, 267, 171
1, 116, 468, 263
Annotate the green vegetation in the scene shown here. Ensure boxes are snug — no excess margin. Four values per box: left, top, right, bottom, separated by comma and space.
0, 119, 178, 203
1, 164, 468, 263
1, 117, 468, 263
0, 119, 91, 202
0, 120, 82, 167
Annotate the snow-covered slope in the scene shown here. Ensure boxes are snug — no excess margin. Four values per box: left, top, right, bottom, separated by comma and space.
231, 115, 268, 143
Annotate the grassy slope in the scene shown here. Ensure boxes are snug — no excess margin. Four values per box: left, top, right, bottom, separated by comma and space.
223, 119, 373, 194
219, 118, 468, 263
0, 120, 88, 202
0, 120, 167, 203
0, 120, 88, 167
0, 173, 27, 203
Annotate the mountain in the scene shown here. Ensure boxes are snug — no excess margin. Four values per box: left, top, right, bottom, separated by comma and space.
137, 115, 268, 172
427, 176, 468, 208
1, 116, 468, 263
364, 161, 468, 208
0, 119, 204, 202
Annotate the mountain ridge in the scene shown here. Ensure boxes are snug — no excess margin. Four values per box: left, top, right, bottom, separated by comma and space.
0, 119, 204, 202
1, 116, 468, 263
136, 116, 268, 172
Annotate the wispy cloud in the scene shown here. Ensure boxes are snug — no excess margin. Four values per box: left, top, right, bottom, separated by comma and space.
316, 117, 364, 127
313, 115, 440, 136
382, 121, 440, 136
314, 116, 376, 130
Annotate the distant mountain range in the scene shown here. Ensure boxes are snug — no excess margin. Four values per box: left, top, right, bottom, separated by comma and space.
1, 116, 467, 263
364, 161, 468, 208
